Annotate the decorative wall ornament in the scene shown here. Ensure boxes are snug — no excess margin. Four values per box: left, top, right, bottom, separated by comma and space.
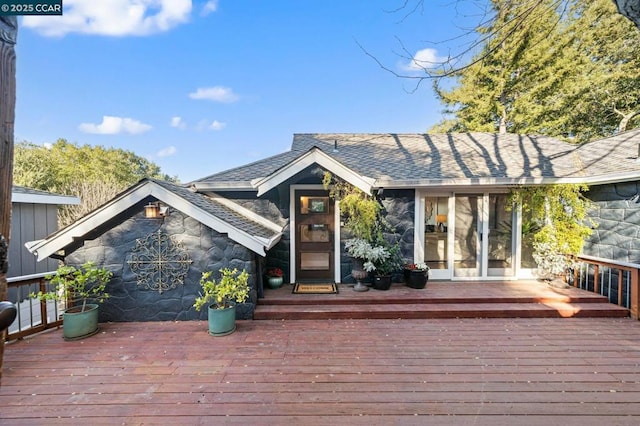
127, 230, 192, 294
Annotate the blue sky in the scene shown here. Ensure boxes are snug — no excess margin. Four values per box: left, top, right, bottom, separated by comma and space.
15, 0, 473, 182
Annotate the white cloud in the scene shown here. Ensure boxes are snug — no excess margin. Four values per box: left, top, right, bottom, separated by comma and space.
157, 146, 177, 157
401, 48, 447, 72
22, 0, 192, 37
201, 0, 218, 16
78, 115, 152, 135
170, 116, 186, 129
189, 86, 239, 103
209, 120, 226, 131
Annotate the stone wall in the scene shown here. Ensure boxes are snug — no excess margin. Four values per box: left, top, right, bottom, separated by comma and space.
584, 182, 640, 263
66, 205, 257, 322
340, 189, 415, 283
225, 190, 291, 284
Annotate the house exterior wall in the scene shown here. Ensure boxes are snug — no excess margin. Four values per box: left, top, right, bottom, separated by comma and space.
584, 181, 640, 263
221, 190, 291, 284
8, 202, 59, 278
338, 189, 415, 283
65, 207, 258, 322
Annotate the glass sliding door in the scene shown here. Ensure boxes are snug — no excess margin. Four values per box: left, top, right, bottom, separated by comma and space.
418, 192, 517, 280
487, 194, 514, 277
424, 196, 449, 271
453, 195, 481, 277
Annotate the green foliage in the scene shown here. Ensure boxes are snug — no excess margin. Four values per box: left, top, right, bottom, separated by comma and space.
373, 243, 403, 276
31, 262, 112, 313
13, 139, 178, 226
430, 0, 640, 140
345, 238, 390, 272
323, 172, 381, 241
193, 268, 250, 311
510, 184, 595, 277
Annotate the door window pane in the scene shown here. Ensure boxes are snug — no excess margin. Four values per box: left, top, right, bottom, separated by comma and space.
424, 196, 448, 269
300, 197, 328, 214
488, 194, 514, 276
454, 195, 479, 277
300, 224, 330, 243
300, 252, 330, 270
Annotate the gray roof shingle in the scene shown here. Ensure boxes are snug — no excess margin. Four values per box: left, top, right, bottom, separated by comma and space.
152, 179, 278, 240
194, 131, 640, 186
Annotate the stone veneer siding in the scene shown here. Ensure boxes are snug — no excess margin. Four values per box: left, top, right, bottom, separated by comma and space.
340, 189, 415, 283
584, 182, 640, 263
66, 205, 257, 322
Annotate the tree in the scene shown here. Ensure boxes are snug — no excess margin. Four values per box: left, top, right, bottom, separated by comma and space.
384, 1, 639, 81
429, 0, 640, 141
431, 0, 572, 134
563, 0, 640, 138
13, 140, 177, 226
0, 16, 17, 385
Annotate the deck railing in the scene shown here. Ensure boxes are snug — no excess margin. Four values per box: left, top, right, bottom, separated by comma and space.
5, 272, 62, 341
570, 255, 640, 320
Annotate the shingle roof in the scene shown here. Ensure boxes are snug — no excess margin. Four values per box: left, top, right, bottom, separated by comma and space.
573, 128, 640, 179
193, 131, 640, 187
26, 178, 284, 261
152, 179, 277, 240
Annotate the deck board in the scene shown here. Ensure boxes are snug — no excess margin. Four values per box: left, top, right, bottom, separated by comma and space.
2, 317, 640, 424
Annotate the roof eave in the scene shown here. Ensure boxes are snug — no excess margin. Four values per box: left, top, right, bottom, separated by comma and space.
26, 180, 282, 261
252, 147, 375, 196
12, 192, 81, 205
373, 176, 608, 189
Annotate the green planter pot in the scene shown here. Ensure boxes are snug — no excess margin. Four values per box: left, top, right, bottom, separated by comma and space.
62, 303, 100, 341
208, 303, 236, 336
266, 276, 284, 289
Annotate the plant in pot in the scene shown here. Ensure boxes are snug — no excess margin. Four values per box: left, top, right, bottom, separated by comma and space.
371, 243, 403, 291
31, 261, 112, 340
404, 262, 430, 289
265, 267, 284, 289
193, 268, 249, 336
510, 184, 594, 287
345, 238, 390, 292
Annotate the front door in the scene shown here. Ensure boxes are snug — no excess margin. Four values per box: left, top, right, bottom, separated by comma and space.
295, 190, 334, 282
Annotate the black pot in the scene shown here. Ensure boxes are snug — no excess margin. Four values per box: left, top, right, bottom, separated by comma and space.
405, 269, 428, 289
372, 275, 392, 290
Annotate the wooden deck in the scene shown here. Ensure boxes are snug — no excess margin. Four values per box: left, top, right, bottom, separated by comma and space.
255, 280, 630, 320
2, 316, 640, 424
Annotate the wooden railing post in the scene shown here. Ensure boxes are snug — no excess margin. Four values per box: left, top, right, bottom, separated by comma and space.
39, 277, 48, 327
631, 268, 639, 320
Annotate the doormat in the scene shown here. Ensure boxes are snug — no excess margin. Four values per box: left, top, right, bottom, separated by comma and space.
292, 283, 338, 294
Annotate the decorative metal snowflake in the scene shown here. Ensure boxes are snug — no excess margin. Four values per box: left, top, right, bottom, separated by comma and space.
127, 230, 192, 294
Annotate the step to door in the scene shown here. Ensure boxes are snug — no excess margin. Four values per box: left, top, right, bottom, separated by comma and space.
254, 302, 629, 320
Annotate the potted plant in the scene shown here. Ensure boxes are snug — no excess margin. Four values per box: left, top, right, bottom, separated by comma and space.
404, 262, 430, 289
371, 243, 403, 291
265, 267, 284, 289
32, 261, 112, 340
345, 238, 390, 292
193, 268, 250, 336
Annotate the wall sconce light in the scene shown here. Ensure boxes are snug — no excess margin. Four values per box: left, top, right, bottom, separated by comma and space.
144, 202, 168, 218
